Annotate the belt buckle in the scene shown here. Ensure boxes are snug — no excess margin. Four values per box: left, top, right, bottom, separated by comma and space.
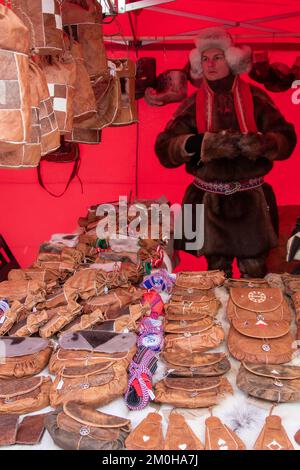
225, 182, 241, 195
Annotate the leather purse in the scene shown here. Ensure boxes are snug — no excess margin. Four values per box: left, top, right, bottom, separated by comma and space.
164, 412, 204, 450
0, 375, 51, 414
162, 351, 231, 378
50, 360, 129, 408
0, 337, 53, 379
175, 270, 226, 290
227, 288, 295, 364
45, 401, 130, 450
49, 330, 136, 374
125, 412, 164, 450
165, 289, 220, 318
163, 320, 225, 354
205, 416, 246, 450
154, 376, 232, 408
253, 414, 294, 450
237, 362, 300, 402
225, 278, 270, 289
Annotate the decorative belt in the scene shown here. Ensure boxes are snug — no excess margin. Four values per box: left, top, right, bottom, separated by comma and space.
193, 177, 264, 195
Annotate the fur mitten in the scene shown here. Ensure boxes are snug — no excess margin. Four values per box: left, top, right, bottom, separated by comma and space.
237, 132, 280, 161
200, 131, 240, 162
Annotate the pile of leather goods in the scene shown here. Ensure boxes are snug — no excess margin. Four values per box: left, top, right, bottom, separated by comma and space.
226, 287, 295, 364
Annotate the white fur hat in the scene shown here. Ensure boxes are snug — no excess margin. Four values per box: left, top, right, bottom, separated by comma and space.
189, 27, 252, 80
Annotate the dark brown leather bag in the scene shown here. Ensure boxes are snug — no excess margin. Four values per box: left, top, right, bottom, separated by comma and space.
237, 362, 300, 402
0, 337, 53, 379
0, 375, 51, 414
162, 352, 231, 378
45, 401, 130, 450
154, 376, 232, 408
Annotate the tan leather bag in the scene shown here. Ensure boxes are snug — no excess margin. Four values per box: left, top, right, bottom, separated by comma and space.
282, 273, 300, 296
227, 326, 295, 364
45, 401, 131, 450
82, 287, 142, 315
164, 412, 204, 450
0, 279, 46, 310
165, 289, 220, 319
39, 52, 76, 134
34, 247, 84, 273
0, 375, 51, 414
163, 321, 225, 354
0, 337, 53, 379
9, 309, 49, 337
154, 376, 233, 408
125, 413, 164, 450
225, 278, 270, 289
110, 58, 138, 127
8, 267, 60, 285
162, 351, 231, 378
93, 66, 119, 129
253, 415, 294, 450
227, 288, 291, 323
237, 362, 300, 402
13, 0, 63, 55
0, 301, 27, 336
205, 416, 246, 450
50, 360, 128, 407
0, 5, 31, 153
175, 270, 226, 290
49, 330, 136, 374
62, 0, 107, 79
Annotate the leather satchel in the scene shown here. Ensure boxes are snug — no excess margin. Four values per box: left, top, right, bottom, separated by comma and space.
205, 416, 246, 450
227, 288, 295, 364
0, 375, 51, 414
45, 401, 130, 450
165, 289, 220, 319
125, 412, 164, 450
164, 412, 204, 450
253, 414, 294, 450
154, 376, 232, 408
175, 270, 226, 290
237, 362, 300, 402
162, 351, 231, 378
227, 326, 294, 364
0, 337, 53, 379
225, 278, 270, 289
50, 360, 129, 408
163, 320, 225, 354
49, 330, 136, 374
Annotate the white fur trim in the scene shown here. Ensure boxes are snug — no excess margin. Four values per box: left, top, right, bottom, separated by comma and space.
189, 45, 252, 77
194, 27, 233, 52
225, 45, 253, 75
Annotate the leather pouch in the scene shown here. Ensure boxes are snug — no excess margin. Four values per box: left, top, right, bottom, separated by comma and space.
0, 414, 19, 446
205, 416, 246, 450
154, 376, 232, 408
50, 360, 128, 407
163, 321, 224, 354
164, 412, 204, 450
49, 330, 136, 374
237, 362, 300, 402
0, 375, 52, 414
162, 351, 231, 378
125, 412, 164, 450
253, 415, 294, 450
175, 270, 225, 290
45, 401, 130, 450
0, 337, 53, 379
16, 413, 48, 445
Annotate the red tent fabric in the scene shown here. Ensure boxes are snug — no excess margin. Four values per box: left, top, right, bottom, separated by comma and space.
0, 0, 299, 269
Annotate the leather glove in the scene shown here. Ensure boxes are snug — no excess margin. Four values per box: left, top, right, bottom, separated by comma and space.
185, 134, 204, 155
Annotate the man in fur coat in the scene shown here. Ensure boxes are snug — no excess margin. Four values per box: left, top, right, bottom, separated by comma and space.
155, 28, 297, 278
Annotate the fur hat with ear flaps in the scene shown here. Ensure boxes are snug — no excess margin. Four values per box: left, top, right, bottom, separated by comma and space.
189, 27, 252, 80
